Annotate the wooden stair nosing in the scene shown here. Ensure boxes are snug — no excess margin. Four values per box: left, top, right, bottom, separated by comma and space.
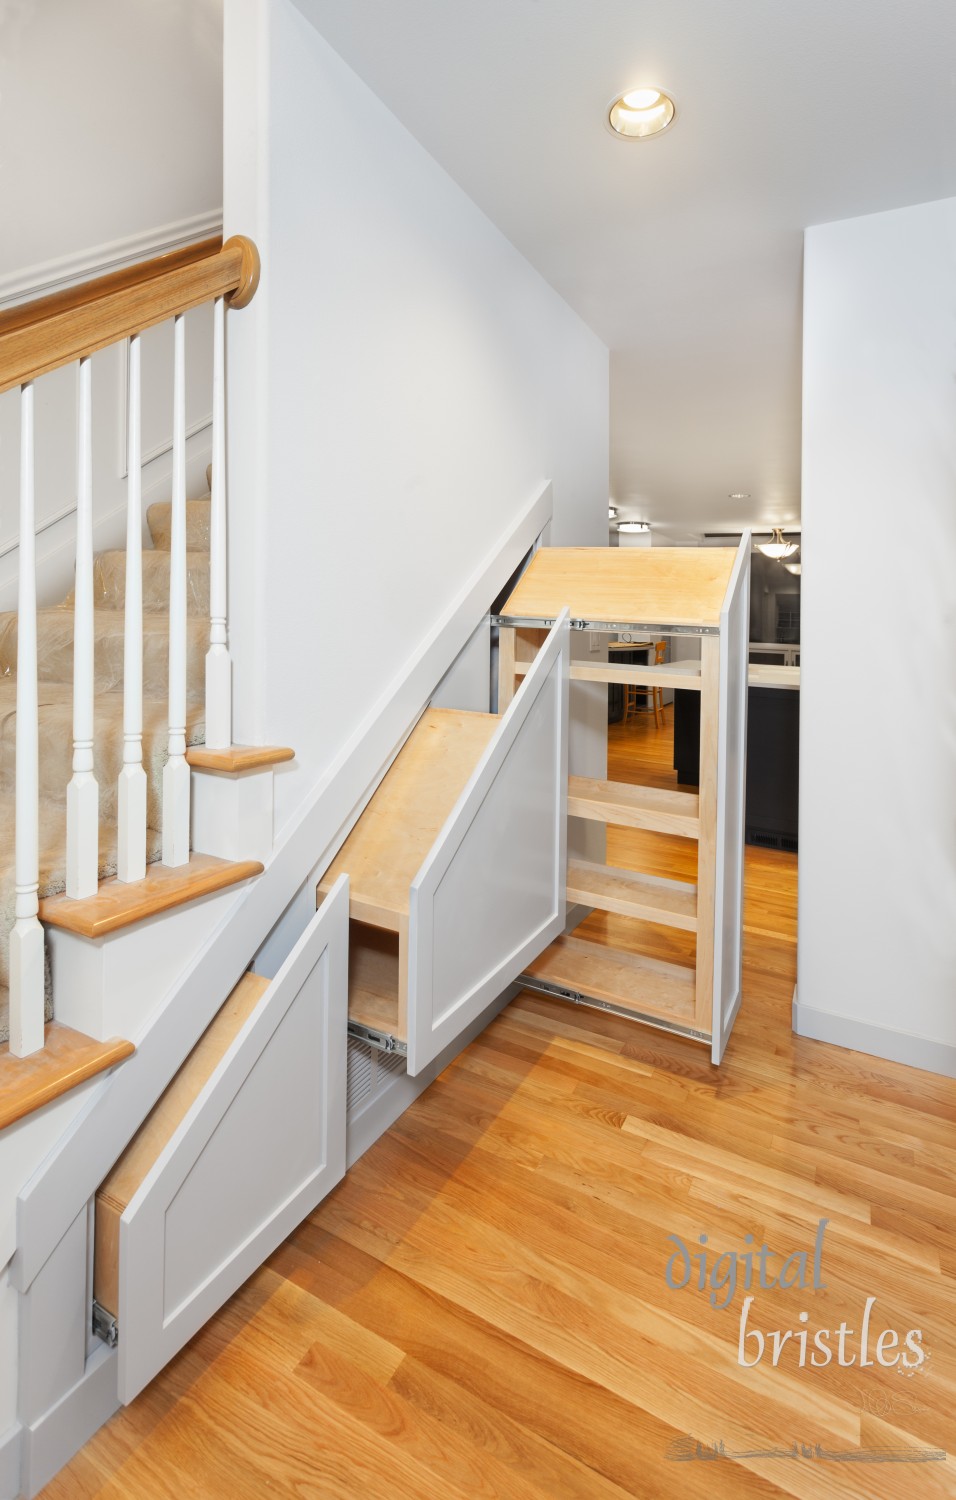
39, 853, 264, 939
0, 1024, 134, 1133
186, 744, 295, 773
568, 775, 700, 839
566, 859, 698, 932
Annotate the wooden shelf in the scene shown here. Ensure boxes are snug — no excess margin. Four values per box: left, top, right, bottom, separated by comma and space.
39, 854, 264, 939
348, 923, 405, 1042
513, 660, 702, 691
748, 663, 800, 690
95, 972, 270, 1318
0, 1024, 134, 1133
318, 708, 498, 930
498, 536, 750, 1060
567, 859, 698, 932
568, 776, 700, 840
186, 745, 295, 773
499, 547, 737, 630
524, 935, 699, 1029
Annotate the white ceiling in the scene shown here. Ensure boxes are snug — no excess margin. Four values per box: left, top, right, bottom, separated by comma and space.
296, 0, 956, 533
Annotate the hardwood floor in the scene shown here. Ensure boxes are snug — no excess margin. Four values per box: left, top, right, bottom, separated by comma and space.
44, 712, 956, 1498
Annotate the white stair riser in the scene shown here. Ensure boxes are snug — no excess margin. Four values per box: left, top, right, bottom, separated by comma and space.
191, 768, 275, 865
48, 887, 241, 1043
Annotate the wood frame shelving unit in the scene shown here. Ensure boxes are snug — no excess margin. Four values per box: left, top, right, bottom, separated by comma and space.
496, 538, 751, 1063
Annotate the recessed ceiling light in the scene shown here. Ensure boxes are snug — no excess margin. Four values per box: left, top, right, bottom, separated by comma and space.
618, 520, 651, 534
729, 492, 751, 501
607, 87, 676, 140
623, 88, 663, 110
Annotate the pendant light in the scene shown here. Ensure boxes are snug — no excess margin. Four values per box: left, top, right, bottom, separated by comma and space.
756, 527, 798, 560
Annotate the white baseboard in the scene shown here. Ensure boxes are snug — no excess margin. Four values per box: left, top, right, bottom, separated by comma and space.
0, 210, 223, 310
20, 1345, 118, 1500
792, 987, 956, 1079
346, 983, 521, 1168
0, 1424, 20, 1500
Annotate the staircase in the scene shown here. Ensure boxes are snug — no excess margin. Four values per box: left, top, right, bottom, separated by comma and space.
0, 486, 212, 1044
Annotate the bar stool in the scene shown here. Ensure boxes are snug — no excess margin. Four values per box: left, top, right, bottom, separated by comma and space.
625, 640, 668, 728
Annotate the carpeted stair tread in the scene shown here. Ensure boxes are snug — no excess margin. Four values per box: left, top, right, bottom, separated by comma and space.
0, 793, 163, 1028
0, 609, 207, 698
147, 497, 211, 553
0, 684, 206, 830
84, 549, 211, 616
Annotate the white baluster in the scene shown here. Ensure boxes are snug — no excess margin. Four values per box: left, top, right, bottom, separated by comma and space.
66, 357, 99, 898
10, 383, 44, 1056
117, 333, 147, 882
162, 314, 190, 866
205, 296, 231, 749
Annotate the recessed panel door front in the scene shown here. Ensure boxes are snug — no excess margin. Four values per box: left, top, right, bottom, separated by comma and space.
406, 612, 570, 1076
712, 536, 751, 1064
116, 877, 349, 1403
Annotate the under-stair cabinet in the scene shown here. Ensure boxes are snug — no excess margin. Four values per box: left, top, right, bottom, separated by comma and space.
496, 539, 750, 1064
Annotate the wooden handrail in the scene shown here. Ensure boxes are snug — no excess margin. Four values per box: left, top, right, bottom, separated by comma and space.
0, 234, 260, 395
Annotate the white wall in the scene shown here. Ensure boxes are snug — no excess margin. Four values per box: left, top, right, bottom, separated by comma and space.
0, 0, 222, 288
797, 196, 956, 1075
0, 311, 216, 613
224, 0, 609, 828
0, 0, 225, 612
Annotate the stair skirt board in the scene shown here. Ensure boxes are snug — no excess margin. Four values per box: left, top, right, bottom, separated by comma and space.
93, 880, 348, 1406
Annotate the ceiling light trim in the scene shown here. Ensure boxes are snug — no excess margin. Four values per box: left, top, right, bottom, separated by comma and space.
606, 87, 677, 141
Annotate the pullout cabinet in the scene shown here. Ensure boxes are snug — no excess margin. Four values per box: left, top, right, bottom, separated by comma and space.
93, 879, 349, 1404
82, 540, 747, 1427
496, 540, 751, 1063
86, 613, 569, 1414
319, 612, 570, 1075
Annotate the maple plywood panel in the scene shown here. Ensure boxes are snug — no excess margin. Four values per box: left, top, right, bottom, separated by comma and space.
500, 547, 738, 629
318, 709, 499, 929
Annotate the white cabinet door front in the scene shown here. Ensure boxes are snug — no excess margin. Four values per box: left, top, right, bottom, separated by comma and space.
407, 612, 569, 1076
712, 538, 750, 1064
117, 877, 349, 1403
